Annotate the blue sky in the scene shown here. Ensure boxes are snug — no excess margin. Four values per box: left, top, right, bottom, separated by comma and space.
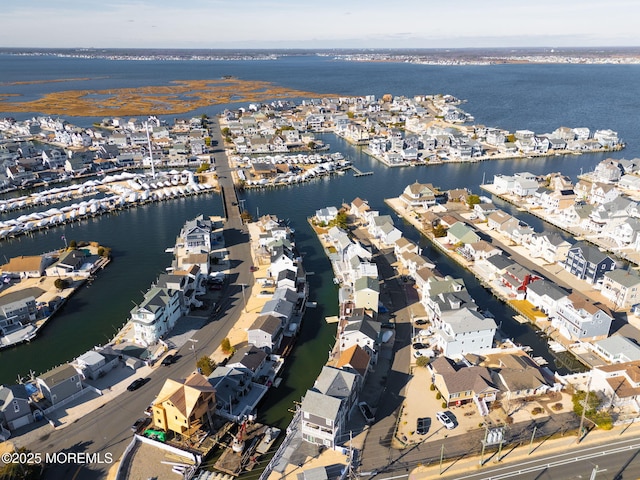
3, 0, 639, 49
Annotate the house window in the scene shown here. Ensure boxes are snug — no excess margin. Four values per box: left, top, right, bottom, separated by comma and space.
13, 400, 20, 413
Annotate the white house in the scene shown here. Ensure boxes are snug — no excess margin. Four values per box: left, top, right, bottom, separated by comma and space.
433, 308, 497, 358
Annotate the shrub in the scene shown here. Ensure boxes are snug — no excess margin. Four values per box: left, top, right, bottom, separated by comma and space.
415, 356, 429, 368
220, 337, 234, 355
505, 415, 514, 424
441, 402, 448, 409
552, 402, 563, 411
197, 355, 215, 376
436, 392, 442, 400
531, 407, 544, 415
430, 384, 436, 391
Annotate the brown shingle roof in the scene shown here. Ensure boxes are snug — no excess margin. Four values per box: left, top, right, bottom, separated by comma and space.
335, 344, 370, 377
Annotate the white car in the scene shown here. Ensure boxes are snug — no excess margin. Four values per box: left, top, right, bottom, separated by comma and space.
436, 411, 456, 429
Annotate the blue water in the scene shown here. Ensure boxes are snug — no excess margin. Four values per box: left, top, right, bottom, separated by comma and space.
0, 53, 638, 403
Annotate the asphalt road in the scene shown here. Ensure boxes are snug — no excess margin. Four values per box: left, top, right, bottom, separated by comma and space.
31, 121, 253, 480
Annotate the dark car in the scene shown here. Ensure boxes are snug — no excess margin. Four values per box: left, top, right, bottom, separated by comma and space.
412, 342, 429, 350
131, 417, 151, 432
161, 354, 177, 366
417, 417, 431, 435
127, 377, 149, 392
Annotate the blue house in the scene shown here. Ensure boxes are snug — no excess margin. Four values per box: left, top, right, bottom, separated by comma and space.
564, 241, 615, 284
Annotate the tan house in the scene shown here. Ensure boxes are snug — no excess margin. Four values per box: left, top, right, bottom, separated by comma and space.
152, 373, 216, 437
1, 255, 52, 278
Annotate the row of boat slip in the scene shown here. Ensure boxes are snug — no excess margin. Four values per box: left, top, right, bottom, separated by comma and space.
233, 152, 345, 165
0, 183, 214, 240
241, 162, 349, 188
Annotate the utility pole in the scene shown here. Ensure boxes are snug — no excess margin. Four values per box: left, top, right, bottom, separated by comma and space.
240, 284, 248, 313
188, 338, 199, 370
578, 373, 593, 443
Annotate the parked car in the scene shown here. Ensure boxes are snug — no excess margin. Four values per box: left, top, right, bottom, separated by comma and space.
417, 417, 431, 435
161, 354, 177, 366
436, 411, 457, 430
131, 417, 151, 432
412, 342, 429, 350
359, 401, 375, 424
127, 377, 150, 392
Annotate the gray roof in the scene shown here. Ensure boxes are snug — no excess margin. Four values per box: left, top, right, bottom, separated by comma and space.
604, 269, 640, 288
354, 276, 379, 293
0, 384, 29, 407
486, 254, 514, 271
313, 366, 356, 399
261, 297, 294, 319
344, 318, 381, 340
38, 364, 78, 387
301, 389, 342, 422
249, 314, 282, 336
569, 241, 611, 264
526, 280, 568, 300
228, 345, 267, 373
595, 335, 640, 362
441, 308, 497, 334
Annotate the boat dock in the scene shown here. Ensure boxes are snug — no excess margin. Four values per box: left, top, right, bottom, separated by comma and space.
345, 165, 373, 177
213, 423, 276, 476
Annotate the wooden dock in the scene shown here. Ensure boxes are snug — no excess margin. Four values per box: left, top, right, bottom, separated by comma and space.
345, 165, 373, 177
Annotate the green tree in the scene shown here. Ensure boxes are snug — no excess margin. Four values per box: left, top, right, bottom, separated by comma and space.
240, 211, 254, 223
69, 240, 77, 249
196, 163, 210, 173
197, 355, 215, 376
220, 337, 234, 355
433, 224, 447, 238
307, 141, 316, 150
329, 211, 348, 230
466, 194, 481, 208
221, 127, 231, 137
54, 278, 68, 291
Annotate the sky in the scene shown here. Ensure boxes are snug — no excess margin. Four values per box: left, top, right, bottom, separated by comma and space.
2, 0, 640, 49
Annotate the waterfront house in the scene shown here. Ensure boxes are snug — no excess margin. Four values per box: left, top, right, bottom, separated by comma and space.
349, 197, 370, 221
491, 353, 553, 401
433, 308, 497, 358
36, 364, 83, 407
248, 315, 284, 354
487, 210, 514, 232
429, 356, 498, 412
378, 222, 403, 246
525, 280, 568, 320
315, 206, 339, 225
564, 241, 616, 285
300, 389, 345, 449
178, 214, 213, 254
399, 251, 435, 278
593, 335, 640, 364
527, 232, 572, 264
618, 174, 640, 191
394, 237, 420, 259
591, 360, 640, 410
152, 372, 216, 436
226, 345, 268, 380
463, 240, 502, 262
501, 264, 541, 300
339, 315, 381, 359
74, 350, 119, 381
594, 159, 624, 183
473, 203, 498, 221
481, 254, 515, 282
131, 287, 182, 347
353, 276, 380, 313
0, 384, 34, 431
0, 255, 52, 278
269, 246, 299, 280
46, 250, 93, 278
0, 295, 38, 331
554, 293, 613, 342
399, 181, 438, 209
589, 182, 620, 206
208, 366, 268, 423
446, 222, 480, 246
335, 344, 371, 381
601, 269, 640, 310
313, 366, 359, 416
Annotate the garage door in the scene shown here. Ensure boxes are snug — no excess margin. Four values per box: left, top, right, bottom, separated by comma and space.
9, 415, 31, 430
